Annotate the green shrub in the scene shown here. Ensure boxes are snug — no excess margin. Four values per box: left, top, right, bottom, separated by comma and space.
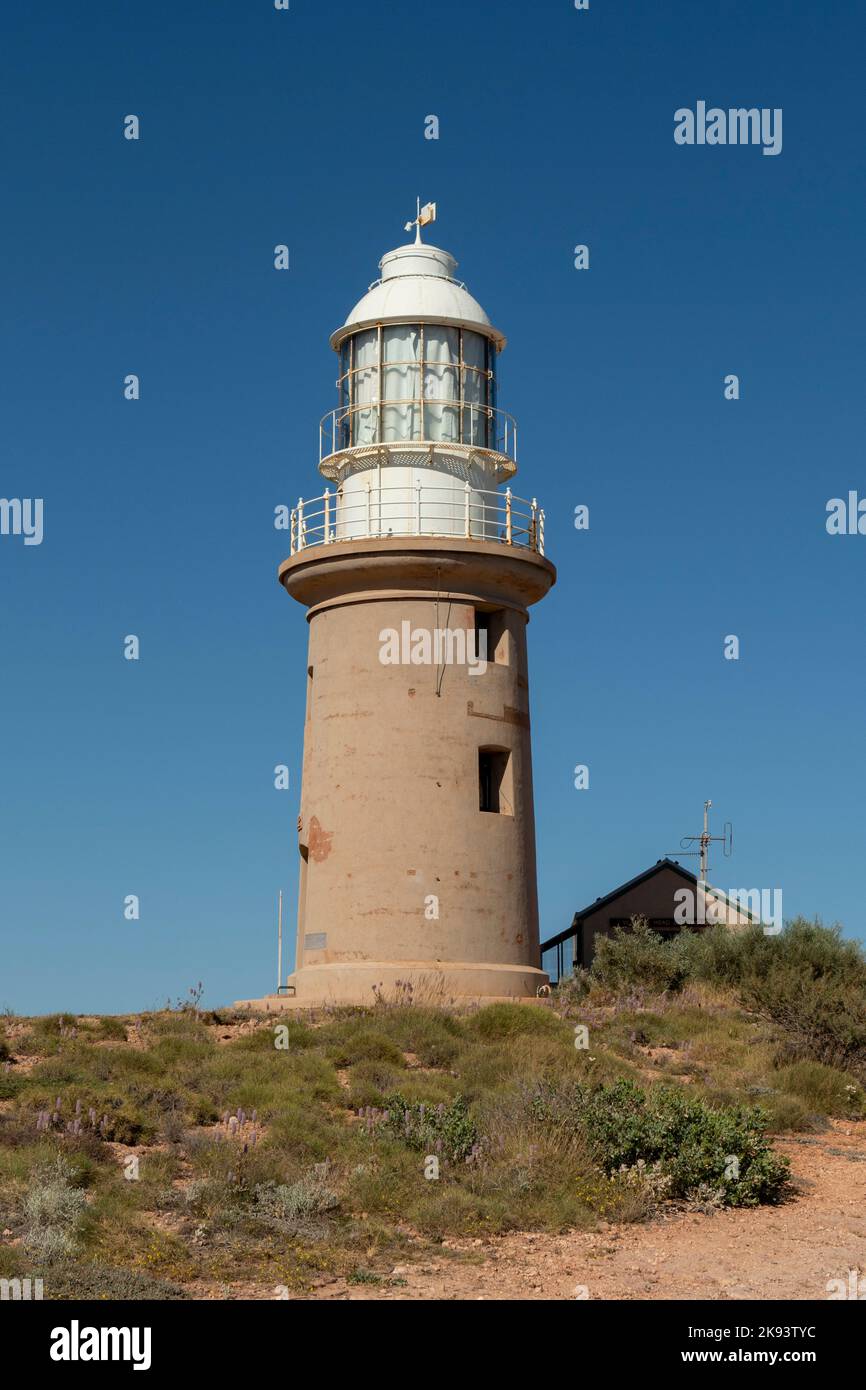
466, 1004, 563, 1041
229, 1019, 315, 1053
528, 1077, 790, 1207
0, 1073, 22, 1101
264, 1102, 346, 1164
373, 1008, 464, 1068
594, 918, 866, 1081
347, 1058, 404, 1109
684, 920, 866, 1075
323, 1028, 406, 1069
677, 918, 866, 993
747, 974, 866, 1075
379, 1094, 479, 1162
98, 1017, 129, 1041
592, 918, 689, 994
771, 1061, 865, 1118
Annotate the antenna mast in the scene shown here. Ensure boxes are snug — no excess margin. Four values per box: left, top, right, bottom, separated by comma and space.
670, 799, 733, 885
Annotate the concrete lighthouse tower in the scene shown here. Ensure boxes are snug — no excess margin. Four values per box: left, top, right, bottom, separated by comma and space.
279, 208, 555, 1006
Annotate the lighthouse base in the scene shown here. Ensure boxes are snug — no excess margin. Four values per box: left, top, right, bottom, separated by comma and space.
235, 959, 549, 1012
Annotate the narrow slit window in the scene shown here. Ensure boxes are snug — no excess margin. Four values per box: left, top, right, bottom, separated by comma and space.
478, 748, 513, 815
474, 608, 509, 665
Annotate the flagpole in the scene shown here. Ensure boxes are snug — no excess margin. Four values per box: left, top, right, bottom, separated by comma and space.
276, 889, 283, 994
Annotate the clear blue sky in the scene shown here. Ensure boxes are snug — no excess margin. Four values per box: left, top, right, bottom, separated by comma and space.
2, 0, 864, 1013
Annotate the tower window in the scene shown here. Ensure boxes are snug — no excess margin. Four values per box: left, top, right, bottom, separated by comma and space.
478, 748, 513, 815
474, 608, 509, 666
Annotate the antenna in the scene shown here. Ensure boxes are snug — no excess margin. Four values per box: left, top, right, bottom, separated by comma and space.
404, 198, 437, 244
668, 800, 733, 885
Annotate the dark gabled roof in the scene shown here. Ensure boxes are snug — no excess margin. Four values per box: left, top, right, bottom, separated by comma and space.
540, 858, 699, 952
541, 857, 762, 953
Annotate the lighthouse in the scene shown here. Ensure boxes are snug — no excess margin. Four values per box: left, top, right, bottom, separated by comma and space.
279, 207, 555, 1006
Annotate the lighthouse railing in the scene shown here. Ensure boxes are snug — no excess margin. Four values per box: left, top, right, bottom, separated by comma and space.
289, 484, 545, 557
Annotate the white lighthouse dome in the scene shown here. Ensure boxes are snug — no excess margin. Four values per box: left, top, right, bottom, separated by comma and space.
317, 224, 521, 545
331, 242, 506, 350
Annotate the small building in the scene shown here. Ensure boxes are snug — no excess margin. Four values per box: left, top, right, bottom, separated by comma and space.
540, 858, 757, 980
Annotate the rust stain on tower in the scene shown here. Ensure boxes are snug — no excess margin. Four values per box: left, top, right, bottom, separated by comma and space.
307, 817, 333, 863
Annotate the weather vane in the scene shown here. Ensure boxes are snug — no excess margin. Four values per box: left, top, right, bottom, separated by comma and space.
404, 198, 437, 243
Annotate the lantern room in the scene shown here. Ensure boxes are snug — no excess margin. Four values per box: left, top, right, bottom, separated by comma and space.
291, 211, 544, 554
331, 241, 501, 454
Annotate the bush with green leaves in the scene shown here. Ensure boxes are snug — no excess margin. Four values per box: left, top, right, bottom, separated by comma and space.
380, 1094, 479, 1162
591, 918, 690, 995
744, 973, 866, 1074
674, 918, 866, 992
677, 919, 866, 1076
528, 1077, 790, 1207
588, 917, 866, 1080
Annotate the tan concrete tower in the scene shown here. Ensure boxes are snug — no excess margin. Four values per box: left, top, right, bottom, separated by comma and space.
279, 212, 555, 1006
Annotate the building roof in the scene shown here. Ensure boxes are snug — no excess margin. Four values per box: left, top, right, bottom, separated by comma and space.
330, 241, 506, 352
540, 857, 758, 952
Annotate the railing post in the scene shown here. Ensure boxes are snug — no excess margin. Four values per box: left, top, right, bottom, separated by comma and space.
416, 478, 422, 535
505, 487, 512, 545
539, 508, 545, 556
530, 497, 538, 551
290, 507, 297, 555
513, 420, 518, 465
366, 481, 372, 538
297, 497, 305, 551
464, 481, 471, 538
324, 488, 331, 543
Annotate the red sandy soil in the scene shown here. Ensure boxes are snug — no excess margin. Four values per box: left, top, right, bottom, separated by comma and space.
301, 1118, 866, 1301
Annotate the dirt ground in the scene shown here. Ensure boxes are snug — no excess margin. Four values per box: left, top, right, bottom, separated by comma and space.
303, 1119, 866, 1301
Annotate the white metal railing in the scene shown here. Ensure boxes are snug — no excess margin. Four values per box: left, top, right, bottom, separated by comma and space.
289, 482, 545, 556
319, 403, 518, 468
